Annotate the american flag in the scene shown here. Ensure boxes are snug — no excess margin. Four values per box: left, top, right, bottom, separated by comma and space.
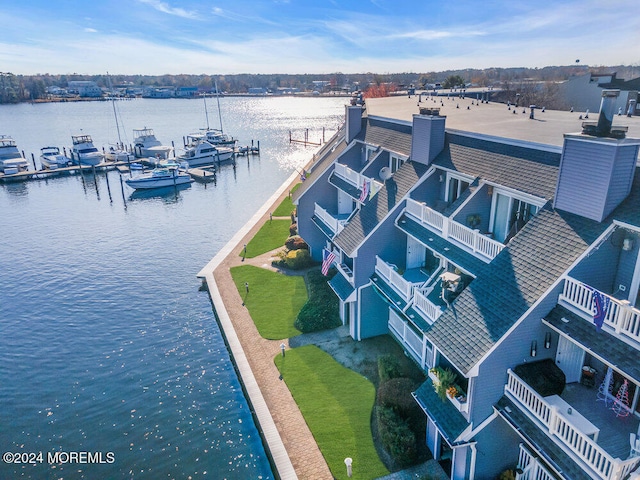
359, 179, 370, 203
321, 249, 336, 276
586, 285, 610, 331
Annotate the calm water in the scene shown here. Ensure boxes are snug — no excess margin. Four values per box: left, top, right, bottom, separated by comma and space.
0, 96, 345, 479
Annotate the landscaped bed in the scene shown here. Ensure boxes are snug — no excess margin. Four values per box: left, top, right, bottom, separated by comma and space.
275, 345, 389, 480
230, 265, 306, 339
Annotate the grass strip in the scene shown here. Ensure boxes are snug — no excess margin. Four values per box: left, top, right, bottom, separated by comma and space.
241, 219, 291, 259
272, 183, 301, 217
230, 265, 305, 339
275, 345, 389, 479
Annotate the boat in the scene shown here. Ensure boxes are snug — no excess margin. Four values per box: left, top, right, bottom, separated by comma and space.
40, 146, 72, 169
132, 128, 173, 159
0, 135, 30, 172
125, 166, 192, 190
70, 134, 104, 166
104, 74, 135, 163
177, 138, 234, 167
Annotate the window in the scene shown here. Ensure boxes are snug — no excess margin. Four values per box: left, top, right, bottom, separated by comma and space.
365, 146, 377, 162
445, 175, 470, 203
491, 191, 540, 243
390, 154, 405, 173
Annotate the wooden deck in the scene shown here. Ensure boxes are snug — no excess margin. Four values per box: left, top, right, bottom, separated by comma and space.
561, 381, 640, 460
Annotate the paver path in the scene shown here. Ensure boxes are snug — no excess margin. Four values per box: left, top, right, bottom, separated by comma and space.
212, 194, 333, 479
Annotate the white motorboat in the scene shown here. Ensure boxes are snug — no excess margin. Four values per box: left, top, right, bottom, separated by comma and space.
125, 166, 192, 190
0, 135, 29, 172
40, 146, 72, 170
71, 135, 104, 166
132, 128, 173, 159
104, 145, 134, 162
178, 138, 234, 167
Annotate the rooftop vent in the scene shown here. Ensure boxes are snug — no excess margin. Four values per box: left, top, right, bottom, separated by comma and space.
419, 107, 440, 116
582, 89, 624, 138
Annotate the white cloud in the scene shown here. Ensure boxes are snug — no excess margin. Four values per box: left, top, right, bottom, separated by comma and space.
84, 28, 98, 33
137, 0, 199, 20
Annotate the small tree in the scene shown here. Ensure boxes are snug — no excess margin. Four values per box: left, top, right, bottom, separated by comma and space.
442, 75, 465, 89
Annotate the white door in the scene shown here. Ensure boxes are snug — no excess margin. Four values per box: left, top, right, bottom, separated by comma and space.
555, 336, 585, 383
337, 189, 353, 215
406, 236, 425, 269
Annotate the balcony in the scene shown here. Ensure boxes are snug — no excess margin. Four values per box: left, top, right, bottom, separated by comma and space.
332, 163, 382, 200
560, 277, 640, 345
515, 444, 556, 480
405, 198, 505, 262
388, 309, 432, 369
505, 369, 640, 480
312, 202, 349, 238
374, 255, 427, 303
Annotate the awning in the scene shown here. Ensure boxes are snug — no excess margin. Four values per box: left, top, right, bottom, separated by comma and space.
329, 273, 356, 302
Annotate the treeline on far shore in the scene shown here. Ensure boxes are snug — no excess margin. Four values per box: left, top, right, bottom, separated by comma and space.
1, 64, 636, 105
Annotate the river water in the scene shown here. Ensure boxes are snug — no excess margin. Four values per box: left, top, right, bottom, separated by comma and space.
0, 96, 346, 479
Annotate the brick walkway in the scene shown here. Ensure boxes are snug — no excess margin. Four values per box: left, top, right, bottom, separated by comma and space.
199, 173, 333, 479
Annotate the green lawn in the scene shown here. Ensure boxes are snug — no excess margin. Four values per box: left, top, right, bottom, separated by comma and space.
241, 219, 291, 259
275, 345, 389, 480
230, 265, 305, 339
272, 183, 301, 217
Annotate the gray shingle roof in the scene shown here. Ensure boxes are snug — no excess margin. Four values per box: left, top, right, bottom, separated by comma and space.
356, 117, 412, 157
544, 305, 640, 384
413, 379, 469, 444
334, 161, 428, 256
433, 133, 561, 200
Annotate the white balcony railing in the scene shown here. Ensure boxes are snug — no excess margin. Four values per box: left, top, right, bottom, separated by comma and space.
516, 444, 555, 480
560, 277, 640, 345
505, 369, 640, 480
413, 289, 443, 324
333, 163, 383, 200
314, 203, 346, 236
388, 310, 429, 369
375, 256, 420, 301
404, 199, 505, 261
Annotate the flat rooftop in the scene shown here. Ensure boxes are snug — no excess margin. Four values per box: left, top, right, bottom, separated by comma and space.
365, 94, 640, 150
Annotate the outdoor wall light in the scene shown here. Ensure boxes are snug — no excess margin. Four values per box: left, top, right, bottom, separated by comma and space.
530, 340, 537, 357
623, 238, 634, 251
487, 185, 494, 196
544, 332, 552, 349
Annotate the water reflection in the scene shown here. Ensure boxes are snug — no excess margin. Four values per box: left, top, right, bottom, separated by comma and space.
128, 182, 191, 202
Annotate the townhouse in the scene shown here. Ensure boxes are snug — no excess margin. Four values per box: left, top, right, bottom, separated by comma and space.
293, 91, 640, 480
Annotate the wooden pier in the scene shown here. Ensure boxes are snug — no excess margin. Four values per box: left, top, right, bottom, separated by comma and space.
0, 162, 123, 182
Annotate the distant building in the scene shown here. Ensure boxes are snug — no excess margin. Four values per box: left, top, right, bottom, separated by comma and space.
67, 81, 103, 97
558, 72, 639, 115
248, 87, 267, 95
176, 86, 198, 98
142, 87, 175, 98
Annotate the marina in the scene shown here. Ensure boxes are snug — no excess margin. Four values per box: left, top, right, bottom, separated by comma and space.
0, 96, 345, 479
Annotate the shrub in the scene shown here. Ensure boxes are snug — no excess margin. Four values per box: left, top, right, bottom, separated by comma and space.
289, 223, 298, 236
285, 235, 307, 251
284, 249, 314, 270
430, 367, 458, 401
378, 354, 404, 382
294, 269, 341, 333
376, 406, 418, 467
377, 378, 424, 430
498, 469, 516, 480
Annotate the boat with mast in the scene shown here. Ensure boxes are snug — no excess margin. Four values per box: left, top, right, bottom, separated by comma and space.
104, 73, 134, 162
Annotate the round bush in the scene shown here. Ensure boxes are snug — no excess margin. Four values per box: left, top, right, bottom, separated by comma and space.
284, 249, 313, 270
378, 354, 403, 382
376, 406, 418, 467
285, 235, 308, 251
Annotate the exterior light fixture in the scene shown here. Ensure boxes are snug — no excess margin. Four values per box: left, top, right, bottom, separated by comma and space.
544, 332, 552, 349
530, 340, 537, 357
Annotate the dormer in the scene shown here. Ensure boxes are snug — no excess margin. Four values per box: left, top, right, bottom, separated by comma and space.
554, 90, 640, 222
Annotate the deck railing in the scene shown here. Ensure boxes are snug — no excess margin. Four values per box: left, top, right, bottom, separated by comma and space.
413, 289, 443, 324
333, 163, 383, 199
404, 199, 504, 261
560, 277, 640, 345
313, 203, 345, 236
506, 369, 640, 480
516, 444, 555, 480
375, 256, 420, 301
388, 310, 428, 368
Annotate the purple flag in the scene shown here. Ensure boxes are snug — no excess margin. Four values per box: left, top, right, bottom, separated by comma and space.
586, 286, 611, 331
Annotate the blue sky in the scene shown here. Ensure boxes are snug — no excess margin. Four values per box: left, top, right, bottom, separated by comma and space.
2, 0, 639, 75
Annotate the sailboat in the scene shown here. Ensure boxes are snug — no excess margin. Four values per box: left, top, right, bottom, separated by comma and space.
104, 73, 134, 162
186, 82, 237, 149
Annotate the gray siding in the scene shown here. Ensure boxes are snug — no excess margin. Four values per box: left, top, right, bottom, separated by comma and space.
410, 172, 441, 208
474, 416, 521, 480
569, 240, 619, 293
554, 138, 612, 221
337, 142, 366, 171
353, 204, 407, 287
452, 185, 492, 233
359, 285, 390, 339
470, 286, 561, 427
362, 151, 390, 178
410, 115, 445, 166
603, 144, 639, 219
346, 106, 363, 143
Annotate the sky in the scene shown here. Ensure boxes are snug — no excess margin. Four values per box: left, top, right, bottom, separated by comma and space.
1, 0, 639, 75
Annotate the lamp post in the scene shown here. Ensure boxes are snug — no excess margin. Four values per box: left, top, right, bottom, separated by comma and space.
344, 457, 353, 477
